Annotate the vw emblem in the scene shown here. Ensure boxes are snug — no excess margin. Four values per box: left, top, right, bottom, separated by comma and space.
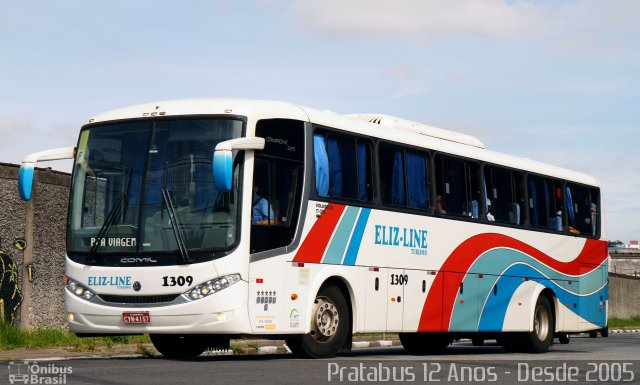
133, 281, 142, 292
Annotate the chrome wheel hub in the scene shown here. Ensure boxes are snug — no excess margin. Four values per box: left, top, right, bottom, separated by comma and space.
534, 304, 550, 341
311, 296, 339, 341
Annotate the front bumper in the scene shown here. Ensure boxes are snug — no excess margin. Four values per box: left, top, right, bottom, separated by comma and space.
66, 280, 251, 334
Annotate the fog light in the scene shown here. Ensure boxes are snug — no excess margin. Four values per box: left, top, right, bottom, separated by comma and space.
68, 313, 74, 322
216, 312, 227, 321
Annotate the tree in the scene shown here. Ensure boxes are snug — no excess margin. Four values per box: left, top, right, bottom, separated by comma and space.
608, 240, 624, 247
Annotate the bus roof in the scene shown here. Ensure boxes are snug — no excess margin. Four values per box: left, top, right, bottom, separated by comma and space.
86, 98, 601, 188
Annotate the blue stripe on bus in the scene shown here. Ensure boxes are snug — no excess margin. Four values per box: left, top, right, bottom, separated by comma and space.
343, 208, 371, 266
322, 206, 360, 265
474, 263, 607, 331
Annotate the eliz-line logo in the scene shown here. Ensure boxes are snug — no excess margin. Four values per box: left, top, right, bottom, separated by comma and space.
8, 361, 72, 384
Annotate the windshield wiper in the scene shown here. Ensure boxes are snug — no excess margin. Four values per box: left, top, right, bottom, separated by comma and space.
161, 187, 193, 264
89, 192, 127, 261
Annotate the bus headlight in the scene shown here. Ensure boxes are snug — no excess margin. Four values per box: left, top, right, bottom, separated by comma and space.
183, 274, 241, 301
65, 277, 95, 301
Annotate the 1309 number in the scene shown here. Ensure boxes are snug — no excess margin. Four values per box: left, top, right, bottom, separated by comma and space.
162, 276, 193, 287
390, 274, 408, 285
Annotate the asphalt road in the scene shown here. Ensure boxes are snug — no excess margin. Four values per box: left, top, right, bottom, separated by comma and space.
2, 334, 639, 385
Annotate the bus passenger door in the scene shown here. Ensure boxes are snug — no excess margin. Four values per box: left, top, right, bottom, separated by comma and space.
386, 269, 405, 331
363, 267, 388, 332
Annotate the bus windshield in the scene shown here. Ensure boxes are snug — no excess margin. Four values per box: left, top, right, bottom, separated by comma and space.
67, 117, 244, 264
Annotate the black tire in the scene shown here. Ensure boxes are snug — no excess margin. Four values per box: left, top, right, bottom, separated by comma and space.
558, 333, 570, 344
471, 337, 484, 347
399, 332, 450, 355
522, 295, 555, 353
150, 334, 208, 359
285, 285, 350, 358
601, 327, 609, 337
589, 330, 598, 338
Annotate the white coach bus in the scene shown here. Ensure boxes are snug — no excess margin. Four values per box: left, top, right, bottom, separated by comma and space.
18, 99, 608, 358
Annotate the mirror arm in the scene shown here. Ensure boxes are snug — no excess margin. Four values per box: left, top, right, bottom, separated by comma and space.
214, 137, 265, 152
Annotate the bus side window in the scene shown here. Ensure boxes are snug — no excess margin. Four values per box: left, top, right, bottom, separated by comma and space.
566, 184, 599, 237
435, 155, 480, 219
314, 130, 372, 202
380, 146, 429, 211
485, 166, 524, 225
528, 176, 564, 232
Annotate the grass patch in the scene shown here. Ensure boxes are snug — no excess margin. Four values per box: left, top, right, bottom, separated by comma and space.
135, 343, 154, 357
608, 316, 640, 328
230, 344, 244, 355
0, 322, 149, 351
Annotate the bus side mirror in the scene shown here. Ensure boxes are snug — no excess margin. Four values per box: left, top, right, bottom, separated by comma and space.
18, 163, 35, 201
213, 151, 233, 192
213, 137, 265, 192
17, 147, 76, 201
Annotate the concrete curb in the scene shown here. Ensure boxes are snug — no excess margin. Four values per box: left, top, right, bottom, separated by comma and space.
5, 331, 638, 361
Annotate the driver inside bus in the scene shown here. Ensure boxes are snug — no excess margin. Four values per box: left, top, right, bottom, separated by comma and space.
252, 185, 276, 225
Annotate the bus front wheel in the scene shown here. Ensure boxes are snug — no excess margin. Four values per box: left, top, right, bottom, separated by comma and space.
150, 334, 208, 359
286, 285, 350, 358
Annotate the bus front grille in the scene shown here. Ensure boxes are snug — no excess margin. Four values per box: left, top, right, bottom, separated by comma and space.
98, 294, 181, 304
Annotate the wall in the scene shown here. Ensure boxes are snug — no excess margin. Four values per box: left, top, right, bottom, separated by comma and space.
609, 253, 640, 277
608, 273, 640, 320
0, 163, 70, 329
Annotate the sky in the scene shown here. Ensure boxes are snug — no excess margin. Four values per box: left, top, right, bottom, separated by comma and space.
1, 0, 638, 242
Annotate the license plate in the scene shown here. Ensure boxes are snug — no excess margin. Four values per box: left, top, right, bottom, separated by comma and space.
122, 312, 150, 324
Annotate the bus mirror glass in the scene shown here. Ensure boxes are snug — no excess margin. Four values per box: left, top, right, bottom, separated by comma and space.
18, 163, 35, 201
213, 150, 233, 192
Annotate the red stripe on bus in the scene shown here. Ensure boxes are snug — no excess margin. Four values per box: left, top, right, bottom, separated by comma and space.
293, 203, 346, 263
417, 233, 607, 332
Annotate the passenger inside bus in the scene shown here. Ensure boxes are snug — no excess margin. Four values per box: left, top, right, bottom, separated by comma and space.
252, 185, 276, 225
436, 195, 446, 214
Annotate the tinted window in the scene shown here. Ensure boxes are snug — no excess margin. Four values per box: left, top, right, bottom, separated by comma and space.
485, 166, 525, 225
566, 184, 599, 237
379, 145, 429, 210
313, 131, 372, 201
435, 155, 480, 219
251, 119, 304, 253
528, 176, 564, 231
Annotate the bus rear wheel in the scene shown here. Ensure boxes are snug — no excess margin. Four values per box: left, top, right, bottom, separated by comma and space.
286, 285, 350, 358
522, 295, 554, 353
558, 333, 570, 344
150, 334, 208, 359
399, 332, 450, 355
